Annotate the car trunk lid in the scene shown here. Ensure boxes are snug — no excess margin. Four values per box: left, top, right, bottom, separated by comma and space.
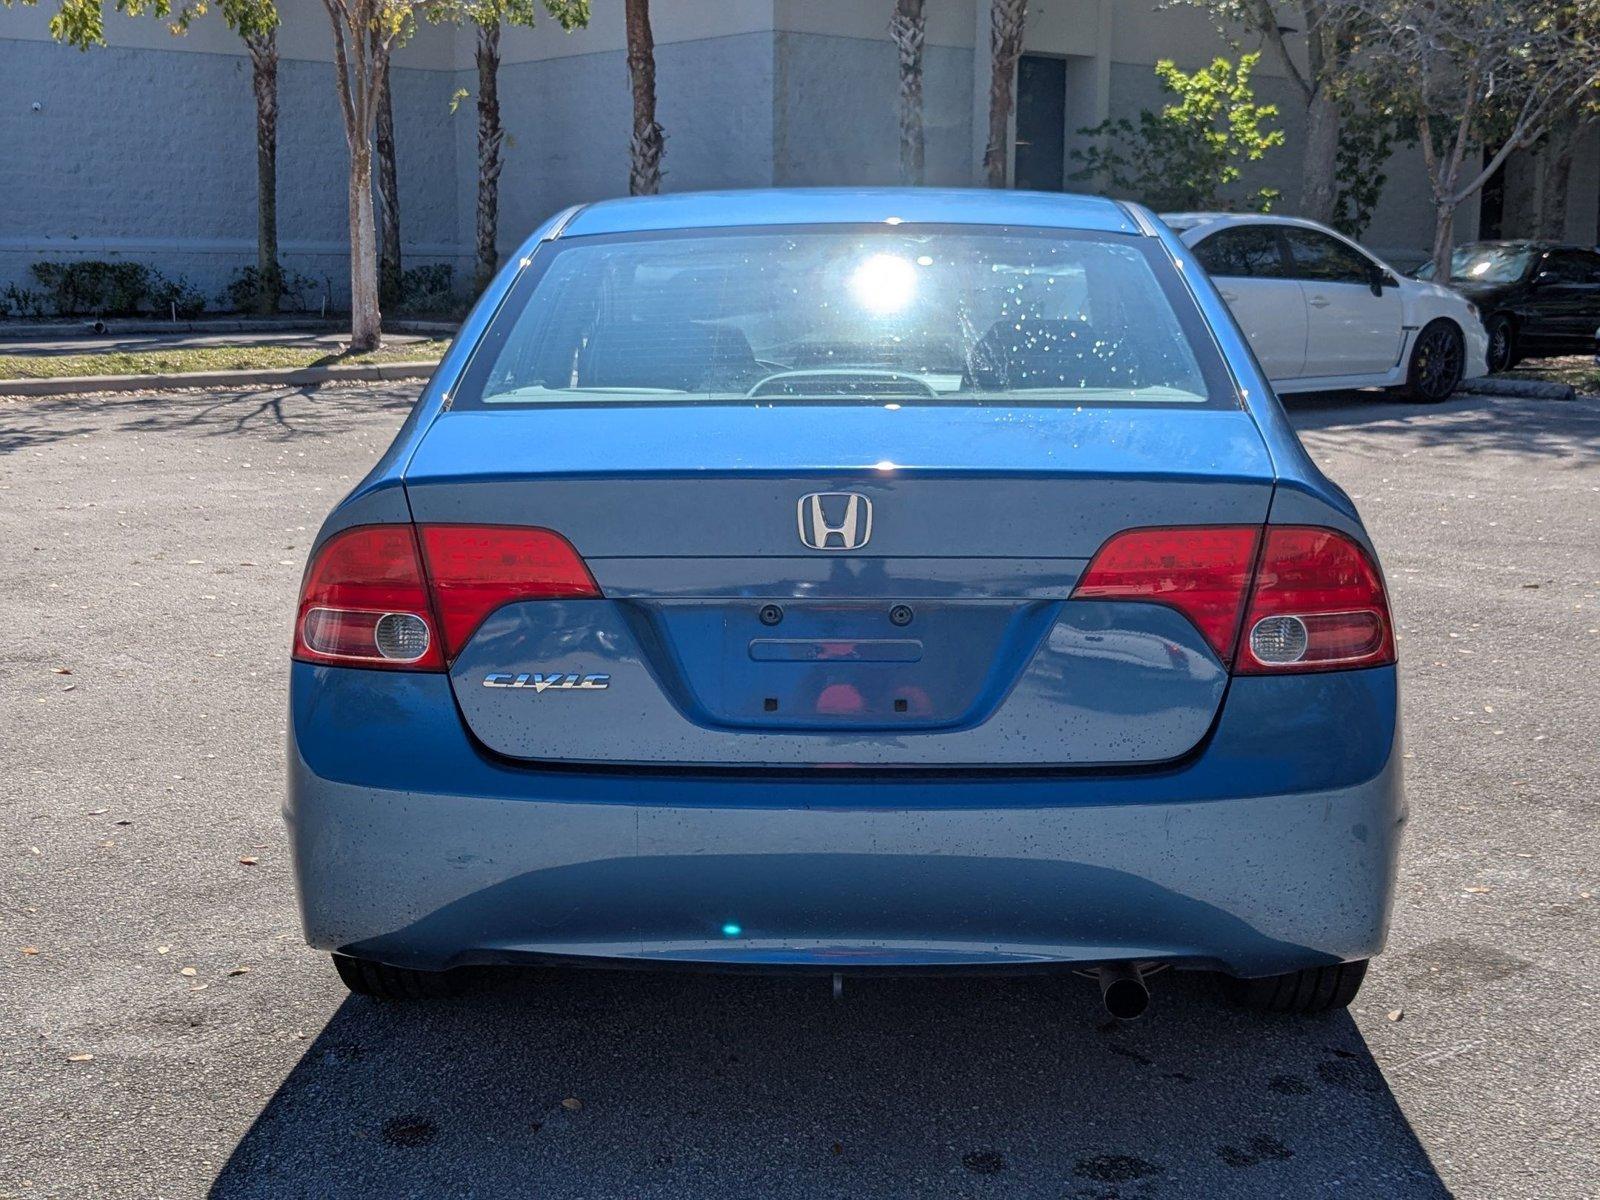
404, 402, 1274, 768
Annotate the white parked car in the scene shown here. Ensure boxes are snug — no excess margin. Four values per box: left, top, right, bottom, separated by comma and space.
1163, 213, 1489, 402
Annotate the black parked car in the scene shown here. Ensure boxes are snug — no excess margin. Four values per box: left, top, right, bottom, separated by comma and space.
1417, 242, 1600, 373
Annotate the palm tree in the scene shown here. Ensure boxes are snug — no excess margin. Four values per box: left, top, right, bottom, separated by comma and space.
472, 17, 505, 293
890, 0, 925, 185
984, 0, 1028, 188
375, 48, 402, 306
625, 0, 663, 195
462, 0, 589, 295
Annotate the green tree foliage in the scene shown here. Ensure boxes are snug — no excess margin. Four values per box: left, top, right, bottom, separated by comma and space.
1172, 2, 1367, 225
12, 0, 274, 50
1071, 54, 1286, 212
1331, 104, 1411, 238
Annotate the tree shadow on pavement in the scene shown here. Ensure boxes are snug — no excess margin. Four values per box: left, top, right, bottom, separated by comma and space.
209, 969, 1447, 1200
0, 384, 416, 451
1281, 390, 1599, 462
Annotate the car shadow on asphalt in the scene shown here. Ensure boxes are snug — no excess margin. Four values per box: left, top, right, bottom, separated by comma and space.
1280, 388, 1599, 461
208, 968, 1447, 1199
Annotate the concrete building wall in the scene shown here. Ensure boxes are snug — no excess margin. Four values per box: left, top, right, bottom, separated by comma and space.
2, 0, 1595, 310
0, 0, 463, 305
772, 34, 973, 187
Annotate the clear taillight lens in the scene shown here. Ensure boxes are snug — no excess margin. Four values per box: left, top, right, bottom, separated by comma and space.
1072, 524, 1394, 674
1234, 527, 1395, 673
293, 523, 601, 671
293, 525, 443, 670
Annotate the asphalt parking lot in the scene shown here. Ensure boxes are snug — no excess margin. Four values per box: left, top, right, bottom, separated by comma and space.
2, 382, 1596, 1199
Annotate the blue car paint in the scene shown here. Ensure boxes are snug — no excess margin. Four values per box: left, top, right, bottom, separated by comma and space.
289, 189, 1403, 977
448, 599, 1226, 766
559, 188, 1142, 238
286, 663, 1401, 975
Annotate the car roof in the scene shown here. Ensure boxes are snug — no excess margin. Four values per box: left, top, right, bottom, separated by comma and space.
1455, 239, 1593, 253
559, 188, 1142, 238
1159, 211, 1345, 237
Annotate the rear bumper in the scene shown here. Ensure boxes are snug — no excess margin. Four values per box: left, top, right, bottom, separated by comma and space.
286, 665, 1404, 979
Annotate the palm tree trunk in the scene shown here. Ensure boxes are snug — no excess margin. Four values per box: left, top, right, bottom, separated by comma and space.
983, 0, 1027, 188
375, 50, 402, 307
244, 30, 280, 314
474, 19, 504, 294
891, 0, 925, 186
625, 0, 663, 195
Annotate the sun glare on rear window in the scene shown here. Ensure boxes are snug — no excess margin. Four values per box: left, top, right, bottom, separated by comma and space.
450, 224, 1235, 410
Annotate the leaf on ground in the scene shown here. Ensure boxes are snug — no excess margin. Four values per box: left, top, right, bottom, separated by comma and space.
1465, 886, 1492, 894
52, 666, 73, 675
179, 966, 198, 977
85, 808, 107, 816
227, 966, 250, 976
238, 856, 258, 866
560, 1098, 583, 1111
157, 945, 171, 954
67, 1053, 94, 1063
1386, 1008, 1404, 1022
21, 946, 39, 956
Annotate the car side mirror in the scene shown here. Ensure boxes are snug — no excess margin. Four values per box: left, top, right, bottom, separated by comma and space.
1369, 266, 1393, 297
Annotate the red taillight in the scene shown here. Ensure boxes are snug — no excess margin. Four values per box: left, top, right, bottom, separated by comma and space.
1071, 526, 1261, 665
293, 525, 443, 670
294, 523, 600, 670
418, 524, 599, 660
1234, 527, 1394, 673
1071, 524, 1394, 674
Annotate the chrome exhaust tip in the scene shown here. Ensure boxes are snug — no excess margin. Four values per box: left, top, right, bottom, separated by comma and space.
1096, 962, 1151, 1021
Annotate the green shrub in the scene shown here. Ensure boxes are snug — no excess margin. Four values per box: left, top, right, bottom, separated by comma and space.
30, 261, 155, 316
1070, 53, 1284, 213
222, 263, 319, 314
395, 263, 462, 317
1, 284, 50, 318
25, 260, 209, 317
148, 275, 208, 320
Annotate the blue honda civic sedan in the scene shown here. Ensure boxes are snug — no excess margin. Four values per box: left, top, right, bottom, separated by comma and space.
287, 189, 1403, 1018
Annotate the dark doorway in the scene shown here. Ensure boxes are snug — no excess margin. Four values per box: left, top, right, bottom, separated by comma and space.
1015, 54, 1066, 191
1480, 158, 1506, 239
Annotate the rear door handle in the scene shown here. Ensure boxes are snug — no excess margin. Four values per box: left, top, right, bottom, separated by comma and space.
1219, 290, 1240, 303
1308, 295, 1332, 308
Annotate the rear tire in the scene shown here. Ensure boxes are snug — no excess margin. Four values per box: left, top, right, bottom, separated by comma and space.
332, 954, 465, 999
1225, 960, 1368, 1014
1484, 314, 1516, 374
1400, 319, 1465, 403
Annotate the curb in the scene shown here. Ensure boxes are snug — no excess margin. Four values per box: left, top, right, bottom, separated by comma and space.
1462, 376, 1578, 401
0, 317, 459, 341
0, 359, 439, 398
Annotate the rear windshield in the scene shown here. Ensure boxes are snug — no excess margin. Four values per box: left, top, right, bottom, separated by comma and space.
451, 224, 1237, 409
